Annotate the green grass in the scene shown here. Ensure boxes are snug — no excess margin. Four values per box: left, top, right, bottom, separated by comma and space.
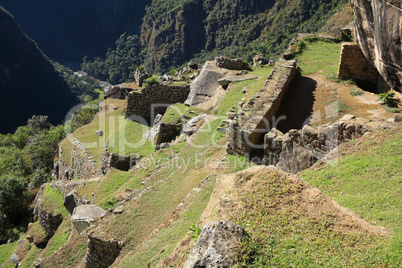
161, 103, 207, 125
216, 65, 273, 117
0, 241, 19, 265
294, 38, 343, 78
41, 185, 68, 217
118, 177, 216, 267
383, 106, 400, 113
41, 219, 71, 258
232, 169, 399, 267
301, 128, 402, 266
97, 169, 141, 209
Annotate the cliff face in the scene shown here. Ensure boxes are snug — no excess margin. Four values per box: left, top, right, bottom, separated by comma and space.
0, 0, 151, 62
0, 7, 78, 133
352, 0, 402, 92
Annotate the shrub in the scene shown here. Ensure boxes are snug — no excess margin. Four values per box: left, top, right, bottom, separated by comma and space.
145, 76, 160, 86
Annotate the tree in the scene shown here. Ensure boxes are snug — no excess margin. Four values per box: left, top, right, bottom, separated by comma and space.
0, 176, 28, 235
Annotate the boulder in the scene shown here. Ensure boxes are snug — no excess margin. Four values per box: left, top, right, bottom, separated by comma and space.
64, 190, 82, 215
10, 253, 19, 264
71, 205, 106, 234
352, 0, 402, 92
184, 61, 228, 108
215, 56, 251, 71
184, 114, 208, 136
188, 61, 199, 70
184, 220, 246, 268
134, 69, 150, 87
103, 86, 130, 100
253, 54, 269, 66
395, 114, 402, 122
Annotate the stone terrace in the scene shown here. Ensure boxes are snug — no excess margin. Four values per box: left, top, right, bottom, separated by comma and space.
227, 59, 297, 157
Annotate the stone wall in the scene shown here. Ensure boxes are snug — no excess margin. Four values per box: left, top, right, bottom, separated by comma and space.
100, 148, 140, 174
53, 140, 101, 181
264, 115, 372, 173
338, 43, 379, 90
70, 140, 101, 180
227, 59, 297, 156
125, 84, 190, 120
154, 123, 181, 150
84, 233, 123, 268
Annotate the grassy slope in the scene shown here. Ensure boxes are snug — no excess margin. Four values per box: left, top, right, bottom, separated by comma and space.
301, 127, 402, 265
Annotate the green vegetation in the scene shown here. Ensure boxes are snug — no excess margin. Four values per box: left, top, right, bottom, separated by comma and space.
301, 128, 402, 266
189, 224, 202, 241
144, 76, 160, 86
216, 65, 273, 117
294, 37, 343, 78
378, 90, 397, 107
350, 88, 364, 96
161, 104, 206, 125
41, 185, 67, 217
82, 0, 349, 80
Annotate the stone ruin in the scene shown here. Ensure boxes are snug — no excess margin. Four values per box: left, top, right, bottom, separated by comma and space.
215, 56, 251, 71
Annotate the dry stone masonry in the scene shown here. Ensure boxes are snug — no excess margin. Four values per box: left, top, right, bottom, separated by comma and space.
264, 115, 379, 173
71, 139, 101, 180
227, 59, 297, 157
338, 43, 380, 90
125, 84, 190, 120
84, 233, 123, 268
100, 147, 140, 174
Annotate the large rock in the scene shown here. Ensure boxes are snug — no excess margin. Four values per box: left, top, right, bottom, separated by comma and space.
71, 205, 106, 234
352, 0, 402, 92
64, 190, 82, 215
184, 220, 246, 268
134, 69, 150, 87
215, 56, 251, 71
184, 61, 229, 108
103, 86, 131, 100
183, 114, 208, 136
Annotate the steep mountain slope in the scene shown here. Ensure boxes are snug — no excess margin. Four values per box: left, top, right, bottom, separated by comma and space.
0, 0, 151, 63
82, 0, 349, 82
0, 6, 78, 133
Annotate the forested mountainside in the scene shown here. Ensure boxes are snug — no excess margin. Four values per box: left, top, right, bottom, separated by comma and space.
2, 0, 349, 84
0, 6, 78, 134
0, 0, 151, 63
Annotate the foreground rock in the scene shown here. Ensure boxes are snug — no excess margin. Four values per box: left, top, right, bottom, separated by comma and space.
184, 220, 246, 268
352, 0, 402, 92
71, 205, 107, 234
64, 190, 82, 215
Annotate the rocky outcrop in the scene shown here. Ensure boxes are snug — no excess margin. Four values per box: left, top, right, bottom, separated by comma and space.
351, 0, 402, 92
125, 84, 190, 120
64, 190, 82, 215
84, 233, 124, 268
215, 57, 251, 71
71, 205, 107, 234
253, 54, 269, 67
103, 85, 132, 100
134, 69, 151, 87
184, 221, 246, 268
184, 61, 229, 108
